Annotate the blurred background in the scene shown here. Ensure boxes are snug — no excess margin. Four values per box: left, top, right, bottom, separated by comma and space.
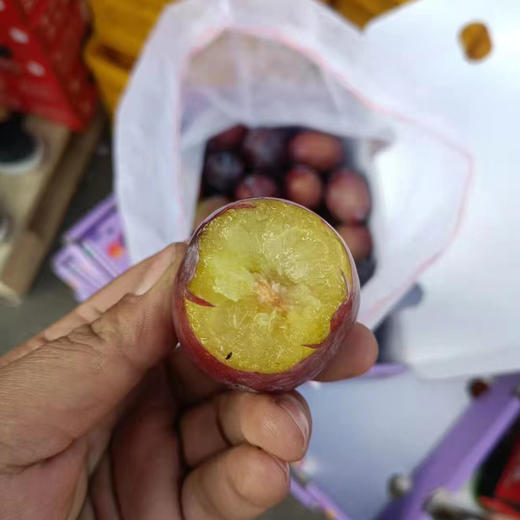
1, 0, 519, 518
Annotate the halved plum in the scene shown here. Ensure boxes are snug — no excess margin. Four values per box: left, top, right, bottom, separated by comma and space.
173, 198, 360, 392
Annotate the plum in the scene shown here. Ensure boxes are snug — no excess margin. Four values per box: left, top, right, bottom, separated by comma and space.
325, 169, 371, 224
193, 196, 231, 229
173, 198, 360, 392
208, 125, 247, 151
242, 128, 288, 169
203, 151, 244, 193
356, 256, 376, 287
285, 166, 323, 209
235, 174, 279, 200
336, 225, 373, 262
288, 131, 343, 171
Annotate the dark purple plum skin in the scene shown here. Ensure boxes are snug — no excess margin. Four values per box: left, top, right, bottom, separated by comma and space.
173, 198, 360, 393
235, 174, 279, 199
288, 131, 343, 171
336, 225, 373, 262
203, 151, 244, 193
208, 125, 247, 151
242, 128, 288, 170
325, 169, 371, 224
356, 256, 376, 287
285, 165, 323, 209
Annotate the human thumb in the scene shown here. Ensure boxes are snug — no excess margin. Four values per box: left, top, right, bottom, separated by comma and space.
0, 245, 185, 468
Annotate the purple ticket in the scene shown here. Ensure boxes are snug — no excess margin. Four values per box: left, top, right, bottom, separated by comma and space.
62, 243, 113, 288
79, 209, 130, 278
64, 195, 117, 243
52, 247, 101, 301
64, 195, 130, 278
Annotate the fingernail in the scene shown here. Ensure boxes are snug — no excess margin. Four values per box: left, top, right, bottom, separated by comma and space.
276, 394, 310, 444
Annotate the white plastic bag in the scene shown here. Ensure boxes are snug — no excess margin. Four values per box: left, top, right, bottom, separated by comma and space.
115, 0, 471, 329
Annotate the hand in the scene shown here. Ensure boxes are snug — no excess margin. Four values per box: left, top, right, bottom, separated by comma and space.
0, 243, 377, 520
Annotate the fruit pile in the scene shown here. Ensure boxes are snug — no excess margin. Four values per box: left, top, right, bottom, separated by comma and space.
197, 125, 375, 285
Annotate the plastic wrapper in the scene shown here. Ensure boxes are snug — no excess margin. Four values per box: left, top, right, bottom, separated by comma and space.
115, 0, 471, 329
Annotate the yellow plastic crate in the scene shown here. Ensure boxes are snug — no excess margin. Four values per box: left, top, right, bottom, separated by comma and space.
85, 37, 133, 115
84, 0, 417, 114
88, 0, 172, 58
321, 0, 416, 28
88, 0, 412, 58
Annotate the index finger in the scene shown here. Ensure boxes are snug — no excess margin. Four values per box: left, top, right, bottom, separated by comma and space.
0, 243, 186, 367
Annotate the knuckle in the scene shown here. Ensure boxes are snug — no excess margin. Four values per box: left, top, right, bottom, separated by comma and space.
65, 310, 139, 374
49, 293, 148, 378
90, 294, 142, 349
89, 317, 122, 348
62, 323, 110, 363
43, 328, 105, 378
90, 317, 141, 374
67, 321, 104, 345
